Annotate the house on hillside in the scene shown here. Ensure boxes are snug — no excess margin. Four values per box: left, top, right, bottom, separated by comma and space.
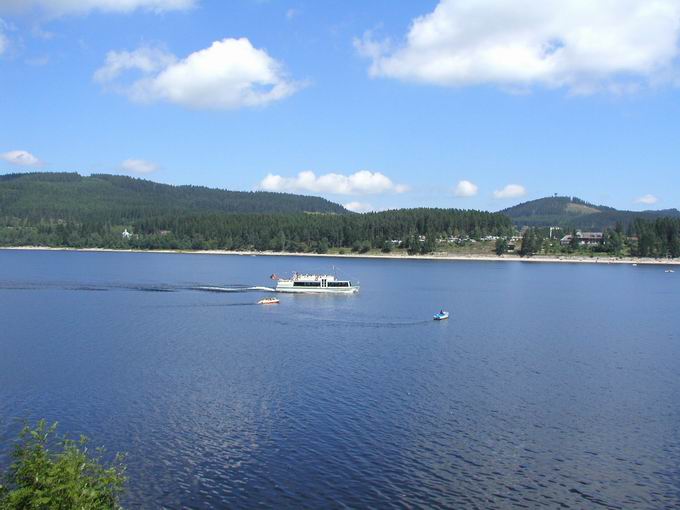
560, 231, 603, 246
121, 229, 132, 239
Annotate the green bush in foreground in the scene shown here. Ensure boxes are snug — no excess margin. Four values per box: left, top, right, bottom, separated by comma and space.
0, 420, 126, 510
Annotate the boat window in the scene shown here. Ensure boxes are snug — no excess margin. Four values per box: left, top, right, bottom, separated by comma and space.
327, 281, 350, 287
293, 281, 321, 287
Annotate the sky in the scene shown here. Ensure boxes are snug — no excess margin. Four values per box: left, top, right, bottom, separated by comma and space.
1, 0, 680, 213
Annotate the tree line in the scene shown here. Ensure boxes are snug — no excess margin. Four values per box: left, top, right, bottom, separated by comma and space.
0, 208, 514, 253
514, 218, 680, 258
2, 173, 678, 257
633, 217, 680, 258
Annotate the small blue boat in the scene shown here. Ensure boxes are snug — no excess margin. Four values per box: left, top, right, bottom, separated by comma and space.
433, 310, 449, 321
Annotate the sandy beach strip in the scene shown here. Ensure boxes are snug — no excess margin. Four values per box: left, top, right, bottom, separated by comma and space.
1, 245, 679, 266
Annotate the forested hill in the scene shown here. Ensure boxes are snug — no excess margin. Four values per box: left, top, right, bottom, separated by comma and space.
502, 196, 680, 229
0, 172, 347, 220
0, 172, 513, 252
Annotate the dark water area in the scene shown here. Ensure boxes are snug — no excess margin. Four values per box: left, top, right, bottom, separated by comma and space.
1, 250, 679, 508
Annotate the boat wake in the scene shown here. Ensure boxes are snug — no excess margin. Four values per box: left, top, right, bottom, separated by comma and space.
191, 285, 276, 293
294, 315, 432, 328
0, 281, 276, 294
0, 281, 177, 292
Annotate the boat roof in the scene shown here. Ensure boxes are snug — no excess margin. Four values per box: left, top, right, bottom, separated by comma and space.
272, 272, 353, 282
291, 273, 341, 281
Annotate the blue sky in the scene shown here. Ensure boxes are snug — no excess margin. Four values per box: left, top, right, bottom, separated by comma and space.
1, 0, 679, 212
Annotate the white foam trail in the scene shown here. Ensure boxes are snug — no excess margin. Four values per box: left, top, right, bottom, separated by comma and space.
194, 285, 276, 293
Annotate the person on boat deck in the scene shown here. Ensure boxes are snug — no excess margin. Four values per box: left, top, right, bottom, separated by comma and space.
440, 309, 444, 314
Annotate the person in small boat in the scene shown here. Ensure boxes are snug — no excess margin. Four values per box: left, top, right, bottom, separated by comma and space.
440, 309, 444, 314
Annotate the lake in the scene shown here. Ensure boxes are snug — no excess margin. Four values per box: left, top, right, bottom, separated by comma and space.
1, 250, 679, 508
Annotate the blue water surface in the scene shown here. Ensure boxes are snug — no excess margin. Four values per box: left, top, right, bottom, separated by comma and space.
1, 250, 679, 508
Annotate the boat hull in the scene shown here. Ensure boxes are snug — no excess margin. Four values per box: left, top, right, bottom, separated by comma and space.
272, 273, 359, 294
276, 286, 359, 294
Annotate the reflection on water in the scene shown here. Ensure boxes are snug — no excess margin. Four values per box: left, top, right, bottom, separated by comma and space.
0, 250, 679, 508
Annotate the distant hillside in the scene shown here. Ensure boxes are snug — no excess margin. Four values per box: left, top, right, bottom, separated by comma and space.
0, 172, 513, 253
502, 196, 680, 230
0, 172, 347, 221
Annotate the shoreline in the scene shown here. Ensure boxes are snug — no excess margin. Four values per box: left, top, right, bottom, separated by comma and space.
1, 245, 678, 266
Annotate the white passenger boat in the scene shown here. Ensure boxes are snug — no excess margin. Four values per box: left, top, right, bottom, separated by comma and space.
271, 273, 359, 294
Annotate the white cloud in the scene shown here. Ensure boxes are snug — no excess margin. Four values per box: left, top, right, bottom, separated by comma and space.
344, 201, 374, 213
0, 17, 10, 55
95, 38, 302, 109
0, 32, 6, 56
635, 193, 659, 205
94, 46, 176, 83
0, 0, 195, 17
260, 170, 409, 195
453, 179, 478, 197
356, 0, 680, 93
493, 184, 526, 199
121, 158, 158, 174
1, 150, 41, 166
